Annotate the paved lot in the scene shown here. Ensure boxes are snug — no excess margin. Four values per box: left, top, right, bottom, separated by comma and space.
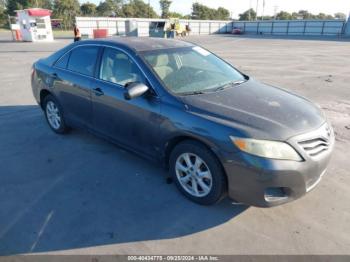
0, 33, 349, 255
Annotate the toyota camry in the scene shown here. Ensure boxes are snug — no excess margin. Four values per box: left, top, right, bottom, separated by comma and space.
31, 37, 335, 207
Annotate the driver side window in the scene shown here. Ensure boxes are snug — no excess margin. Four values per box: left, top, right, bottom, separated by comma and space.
99, 47, 145, 86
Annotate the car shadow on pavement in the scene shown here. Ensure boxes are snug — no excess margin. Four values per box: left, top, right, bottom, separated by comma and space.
0, 105, 248, 255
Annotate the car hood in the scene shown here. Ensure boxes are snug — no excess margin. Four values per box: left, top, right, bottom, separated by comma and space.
181, 79, 325, 140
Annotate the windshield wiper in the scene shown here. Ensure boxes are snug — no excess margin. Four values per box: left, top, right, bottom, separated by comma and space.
179, 90, 206, 96
213, 80, 246, 91
179, 80, 247, 96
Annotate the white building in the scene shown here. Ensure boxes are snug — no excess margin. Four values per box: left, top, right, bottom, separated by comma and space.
16, 8, 54, 42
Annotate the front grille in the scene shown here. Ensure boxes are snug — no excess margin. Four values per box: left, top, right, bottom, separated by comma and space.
298, 124, 333, 157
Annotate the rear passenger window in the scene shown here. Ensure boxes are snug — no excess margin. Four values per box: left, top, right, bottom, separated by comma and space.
55, 52, 70, 69
67, 46, 99, 76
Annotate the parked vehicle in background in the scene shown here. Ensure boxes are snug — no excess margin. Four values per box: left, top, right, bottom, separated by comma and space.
166, 18, 188, 37
31, 37, 334, 207
51, 19, 62, 29
232, 27, 243, 34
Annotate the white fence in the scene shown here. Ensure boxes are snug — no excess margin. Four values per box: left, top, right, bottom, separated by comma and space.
233, 20, 346, 36
76, 17, 347, 38
76, 17, 233, 37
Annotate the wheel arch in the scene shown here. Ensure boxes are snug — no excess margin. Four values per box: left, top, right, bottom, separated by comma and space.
39, 89, 52, 109
164, 134, 229, 201
163, 134, 225, 172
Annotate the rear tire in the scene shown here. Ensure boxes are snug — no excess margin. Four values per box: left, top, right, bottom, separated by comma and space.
43, 95, 69, 134
169, 140, 227, 205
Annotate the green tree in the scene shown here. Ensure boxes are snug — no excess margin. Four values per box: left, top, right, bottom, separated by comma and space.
216, 7, 230, 20
191, 3, 230, 20
238, 8, 256, 21
6, 0, 25, 16
0, 0, 5, 10
121, 0, 158, 18
275, 11, 292, 20
121, 3, 133, 17
295, 10, 314, 19
257, 15, 272, 20
53, 0, 80, 29
96, 1, 112, 16
334, 12, 346, 20
159, 0, 171, 18
168, 11, 183, 18
7, 0, 52, 15
97, 0, 122, 17
0, 0, 6, 28
315, 13, 333, 20
81, 2, 96, 16
30, 0, 52, 9
192, 3, 212, 20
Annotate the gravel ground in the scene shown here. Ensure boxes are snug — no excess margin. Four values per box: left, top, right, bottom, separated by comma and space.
0, 33, 349, 255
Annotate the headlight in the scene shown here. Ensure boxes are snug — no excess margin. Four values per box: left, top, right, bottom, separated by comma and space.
230, 136, 302, 161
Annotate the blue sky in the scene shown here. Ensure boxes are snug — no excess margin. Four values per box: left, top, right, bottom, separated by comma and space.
82, 0, 350, 19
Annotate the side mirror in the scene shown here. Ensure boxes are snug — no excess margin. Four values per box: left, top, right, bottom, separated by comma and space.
124, 82, 149, 100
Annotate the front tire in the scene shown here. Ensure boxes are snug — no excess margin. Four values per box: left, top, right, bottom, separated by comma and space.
169, 140, 227, 205
43, 95, 69, 134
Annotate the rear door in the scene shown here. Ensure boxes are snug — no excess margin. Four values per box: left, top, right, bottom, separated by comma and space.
91, 47, 161, 157
52, 45, 100, 128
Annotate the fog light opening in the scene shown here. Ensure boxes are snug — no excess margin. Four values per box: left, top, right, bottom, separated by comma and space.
264, 187, 289, 202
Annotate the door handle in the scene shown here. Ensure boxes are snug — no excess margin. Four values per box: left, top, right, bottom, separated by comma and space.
93, 87, 104, 96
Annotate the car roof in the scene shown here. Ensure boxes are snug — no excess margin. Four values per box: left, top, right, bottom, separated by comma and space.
82, 37, 195, 52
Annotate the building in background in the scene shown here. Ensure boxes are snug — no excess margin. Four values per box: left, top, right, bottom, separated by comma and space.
16, 8, 54, 42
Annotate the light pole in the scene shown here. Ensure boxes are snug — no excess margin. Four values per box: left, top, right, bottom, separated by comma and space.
273, 5, 279, 20
249, 0, 252, 21
255, 0, 259, 21
262, 0, 265, 20
148, 0, 151, 18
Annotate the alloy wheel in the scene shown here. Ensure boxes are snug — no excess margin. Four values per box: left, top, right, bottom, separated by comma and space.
46, 101, 61, 130
175, 153, 213, 197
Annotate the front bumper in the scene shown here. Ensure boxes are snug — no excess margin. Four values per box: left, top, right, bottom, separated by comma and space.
223, 123, 335, 207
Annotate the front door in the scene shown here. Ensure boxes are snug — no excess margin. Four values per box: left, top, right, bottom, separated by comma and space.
91, 47, 161, 157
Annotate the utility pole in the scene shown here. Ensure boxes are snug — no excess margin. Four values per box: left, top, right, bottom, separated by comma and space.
273, 5, 279, 20
262, 0, 265, 20
248, 0, 252, 21
255, 0, 259, 21
148, 0, 151, 18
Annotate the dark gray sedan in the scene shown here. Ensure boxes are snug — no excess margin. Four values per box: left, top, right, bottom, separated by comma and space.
31, 37, 334, 207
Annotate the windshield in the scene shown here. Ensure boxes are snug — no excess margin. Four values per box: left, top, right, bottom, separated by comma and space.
141, 46, 246, 95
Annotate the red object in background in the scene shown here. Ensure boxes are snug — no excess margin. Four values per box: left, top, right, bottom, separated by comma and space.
27, 8, 52, 17
51, 20, 61, 29
93, 29, 108, 39
15, 29, 22, 41
232, 28, 243, 35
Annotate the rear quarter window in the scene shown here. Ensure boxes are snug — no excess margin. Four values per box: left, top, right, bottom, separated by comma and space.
55, 52, 70, 69
67, 46, 99, 76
